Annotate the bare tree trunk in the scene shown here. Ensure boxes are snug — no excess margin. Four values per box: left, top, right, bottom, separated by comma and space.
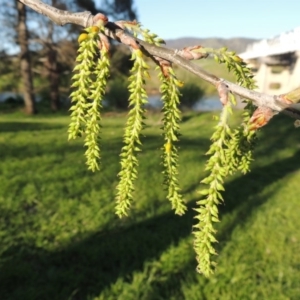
46, 46, 60, 111
45, 1, 60, 112
17, 1, 36, 114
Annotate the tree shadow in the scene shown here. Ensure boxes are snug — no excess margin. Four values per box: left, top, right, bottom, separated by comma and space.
0, 133, 209, 166
1, 112, 299, 299
181, 112, 201, 123
138, 149, 300, 299
0, 202, 196, 300
254, 114, 299, 156
1, 147, 300, 300
0, 121, 65, 133
218, 150, 300, 242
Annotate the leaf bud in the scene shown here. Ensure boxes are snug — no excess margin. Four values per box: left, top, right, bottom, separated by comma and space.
93, 13, 108, 26
90, 26, 100, 33
232, 55, 243, 62
78, 33, 88, 43
165, 142, 172, 153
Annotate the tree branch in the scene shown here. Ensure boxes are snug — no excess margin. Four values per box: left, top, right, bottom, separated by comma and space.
17, 0, 93, 27
17, 0, 300, 120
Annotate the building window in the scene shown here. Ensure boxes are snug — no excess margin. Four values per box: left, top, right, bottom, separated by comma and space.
271, 66, 285, 74
269, 82, 281, 89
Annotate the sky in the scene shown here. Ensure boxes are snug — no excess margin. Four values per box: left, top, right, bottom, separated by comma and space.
126, 0, 300, 40
2, 0, 300, 53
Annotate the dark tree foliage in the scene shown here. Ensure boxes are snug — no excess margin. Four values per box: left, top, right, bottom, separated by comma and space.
0, 0, 137, 113
75, 0, 98, 14
109, 45, 133, 77
75, 0, 136, 20
179, 83, 204, 109
100, 0, 137, 20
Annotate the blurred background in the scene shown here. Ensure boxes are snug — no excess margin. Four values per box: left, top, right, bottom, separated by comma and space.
1, 0, 300, 113
1, 1, 300, 299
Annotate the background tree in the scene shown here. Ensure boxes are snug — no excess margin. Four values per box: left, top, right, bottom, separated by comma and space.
29, 0, 79, 111
179, 83, 204, 109
0, 0, 137, 112
17, 1, 37, 114
96, 0, 137, 20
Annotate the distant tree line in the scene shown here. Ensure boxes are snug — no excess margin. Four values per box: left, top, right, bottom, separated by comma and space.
0, 0, 137, 114
0, 0, 204, 114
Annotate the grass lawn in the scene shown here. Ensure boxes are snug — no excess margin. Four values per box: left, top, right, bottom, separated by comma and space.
0, 111, 300, 300
145, 58, 235, 96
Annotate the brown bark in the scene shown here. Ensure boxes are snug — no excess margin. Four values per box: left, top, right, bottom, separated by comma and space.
47, 0, 60, 111
17, 1, 36, 114
46, 47, 60, 111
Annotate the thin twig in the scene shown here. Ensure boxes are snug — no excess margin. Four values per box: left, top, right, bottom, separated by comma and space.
18, 0, 93, 27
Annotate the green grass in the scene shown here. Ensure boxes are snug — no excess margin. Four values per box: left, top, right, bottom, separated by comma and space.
145, 58, 235, 96
0, 112, 300, 300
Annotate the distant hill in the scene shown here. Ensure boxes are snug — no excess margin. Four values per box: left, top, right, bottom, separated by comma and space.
165, 37, 258, 54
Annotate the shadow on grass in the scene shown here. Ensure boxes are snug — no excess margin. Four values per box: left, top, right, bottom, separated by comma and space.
181, 112, 201, 123
0, 131, 209, 163
137, 150, 300, 299
0, 202, 196, 300
0, 121, 66, 133
218, 151, 300, 241
1, 147, 300, 300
